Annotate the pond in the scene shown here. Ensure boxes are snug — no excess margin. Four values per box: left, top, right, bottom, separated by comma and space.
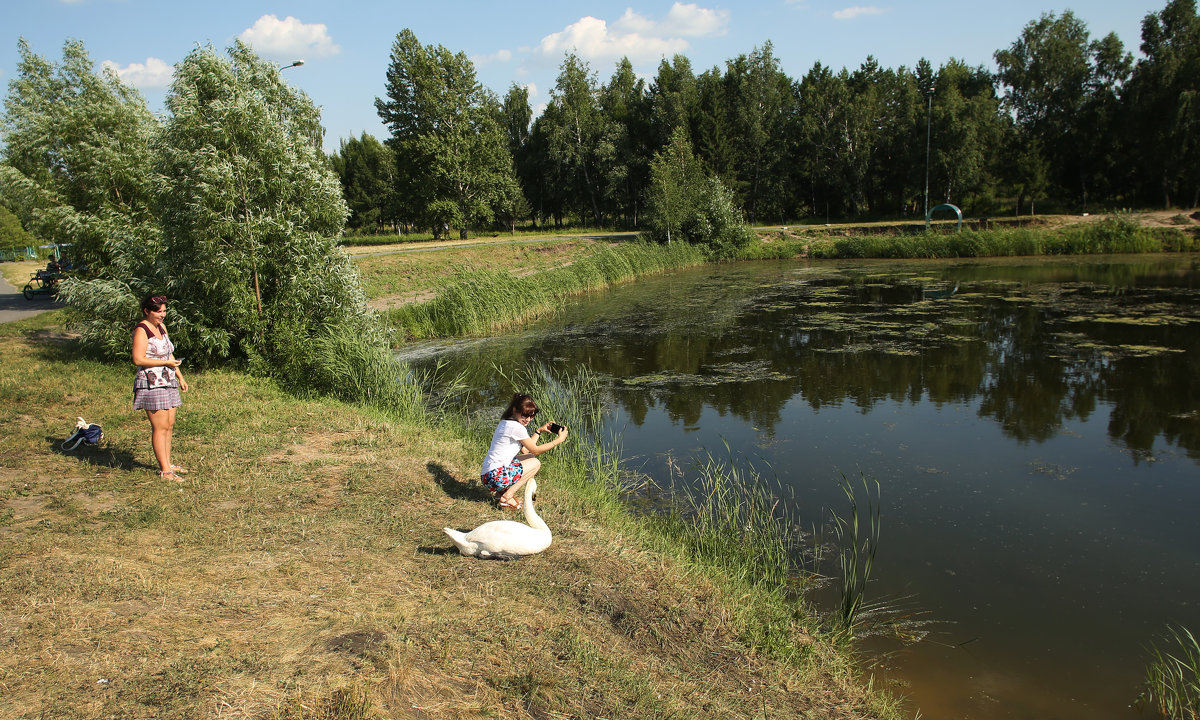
400, 253, 1200, 719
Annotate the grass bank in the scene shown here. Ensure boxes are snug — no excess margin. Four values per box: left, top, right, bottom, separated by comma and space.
740, 215, 1199, 260
351, 238, 618, 304
341, 226, 617, 248
0, 312, 898, 719
383, 241, 706, 340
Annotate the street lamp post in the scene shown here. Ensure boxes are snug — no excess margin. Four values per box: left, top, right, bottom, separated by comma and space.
280, 60, 305, 71
924, 91, 932, 222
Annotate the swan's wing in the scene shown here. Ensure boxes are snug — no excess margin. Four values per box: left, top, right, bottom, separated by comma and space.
463, 520, 528, 542
464, 520, 551, 555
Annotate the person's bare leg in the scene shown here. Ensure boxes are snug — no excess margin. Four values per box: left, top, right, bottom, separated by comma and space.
162, 407, 186, 473
498, 455, 540, 507
147, 409, 179, 480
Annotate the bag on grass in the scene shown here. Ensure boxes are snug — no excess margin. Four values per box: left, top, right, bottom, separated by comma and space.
62, 416, 103, 451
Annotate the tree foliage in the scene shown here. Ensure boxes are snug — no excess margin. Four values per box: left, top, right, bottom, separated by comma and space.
0, 204, 34, 252
2, 39, 371, 383
644, 127, 753, 257
374, 28, 517, 236
340, 0, 1198, 230
0, 39, 161, 274
149, 42, 360, 375
330, 133, 396, 233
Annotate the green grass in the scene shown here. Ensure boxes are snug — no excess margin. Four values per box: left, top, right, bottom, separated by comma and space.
341, 225, 624, 247
384, 241, 706, 339
1140, 625, 1200, 720
350, 237, 612, 301
805, 216, 1197, 260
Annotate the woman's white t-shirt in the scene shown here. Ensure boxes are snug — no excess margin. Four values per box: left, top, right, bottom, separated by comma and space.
481, 419, 530, 475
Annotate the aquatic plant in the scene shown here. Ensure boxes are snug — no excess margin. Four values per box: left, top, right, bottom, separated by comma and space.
662, 444, 799, 592
1139, 625, 1200, 720
385, 241, 705, 339
825, 473, 882, 638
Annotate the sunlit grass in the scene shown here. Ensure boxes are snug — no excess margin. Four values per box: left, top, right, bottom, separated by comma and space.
805, 216, 1196, 260
385, 241, 705, 339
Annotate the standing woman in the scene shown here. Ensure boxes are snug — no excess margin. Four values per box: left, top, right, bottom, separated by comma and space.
480, 393, 567, 510
131, 294, 189, 481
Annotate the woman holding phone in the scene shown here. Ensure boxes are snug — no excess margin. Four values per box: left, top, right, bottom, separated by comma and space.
131, 294, 189, 481
480, 393, 567, 510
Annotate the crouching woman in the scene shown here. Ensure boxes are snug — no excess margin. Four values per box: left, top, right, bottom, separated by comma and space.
480, 393, 567, 510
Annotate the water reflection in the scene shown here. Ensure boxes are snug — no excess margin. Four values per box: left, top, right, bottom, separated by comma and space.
497, 257, 1200, 459
401, 254, 1200, 719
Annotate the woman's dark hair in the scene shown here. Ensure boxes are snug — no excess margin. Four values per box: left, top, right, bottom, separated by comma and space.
502, 393, 539, 421
141, 294, 167, 313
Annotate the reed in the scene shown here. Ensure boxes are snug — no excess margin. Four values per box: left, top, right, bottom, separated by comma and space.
383, 241, 705, 339
1139, 625, 1200, 720
806, 217, 1196, 260
824, 473, 882, 639
300, 323, 427, 420
653, 445, 800, 593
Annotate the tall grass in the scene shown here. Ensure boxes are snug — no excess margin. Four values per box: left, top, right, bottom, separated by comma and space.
384, 241, 705, 339
807, 216, 1197, 260
826, 473, 882, 638
1140, 625, 1200, 720
654, 445, 799, 593
299, 323, 427, 420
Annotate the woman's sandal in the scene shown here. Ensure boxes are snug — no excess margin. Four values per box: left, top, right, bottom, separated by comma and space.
170, 465, 189, 474
496, 496, 522, 511
159, 470, 184, 483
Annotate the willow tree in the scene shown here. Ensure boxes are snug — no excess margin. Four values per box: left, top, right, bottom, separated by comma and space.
153, 42, 365, 377
0, 38, 162, 344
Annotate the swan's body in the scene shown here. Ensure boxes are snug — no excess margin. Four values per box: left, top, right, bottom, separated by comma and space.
443, 479, 551, 559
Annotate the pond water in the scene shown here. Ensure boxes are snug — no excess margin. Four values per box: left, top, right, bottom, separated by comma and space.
400, 254, 1200, 719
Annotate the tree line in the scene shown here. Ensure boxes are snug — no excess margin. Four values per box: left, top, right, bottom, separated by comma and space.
336, 0, 1200, 236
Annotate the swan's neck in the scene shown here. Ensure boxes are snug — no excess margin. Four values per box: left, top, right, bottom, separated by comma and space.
523, 481, 549, 532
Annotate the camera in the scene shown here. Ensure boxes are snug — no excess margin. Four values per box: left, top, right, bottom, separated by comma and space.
548, 422, 565, 434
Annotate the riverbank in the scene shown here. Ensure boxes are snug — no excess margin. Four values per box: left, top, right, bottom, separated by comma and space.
349, 212, 1200, 338
0, 311, 898, 719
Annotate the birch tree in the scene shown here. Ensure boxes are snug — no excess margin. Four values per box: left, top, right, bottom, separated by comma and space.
375, 29, 516, 236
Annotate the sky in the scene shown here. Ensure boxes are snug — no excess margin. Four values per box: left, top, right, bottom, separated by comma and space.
0, 0, 1172, 154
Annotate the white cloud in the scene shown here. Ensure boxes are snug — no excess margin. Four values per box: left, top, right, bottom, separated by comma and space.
536, 3, 728, 63
238, 15, 340, 60
832, 6, 886, 20
471, 49, 513, 67
657, 3, 731, 37
101, 57, 173, 88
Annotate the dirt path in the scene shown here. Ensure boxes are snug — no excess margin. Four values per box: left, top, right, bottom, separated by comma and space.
0, 270, 62, 323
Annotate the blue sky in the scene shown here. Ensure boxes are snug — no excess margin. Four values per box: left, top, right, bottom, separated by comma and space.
0, 1, 1169, 153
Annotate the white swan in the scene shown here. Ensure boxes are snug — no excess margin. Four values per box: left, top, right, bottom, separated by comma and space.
443, 479, 551, 559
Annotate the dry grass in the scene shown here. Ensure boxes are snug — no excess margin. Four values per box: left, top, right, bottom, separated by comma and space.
0, 312, 892, 719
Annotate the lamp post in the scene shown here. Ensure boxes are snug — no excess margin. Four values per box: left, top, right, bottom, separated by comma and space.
280, 60, 305, 71
924, 90, 932, 222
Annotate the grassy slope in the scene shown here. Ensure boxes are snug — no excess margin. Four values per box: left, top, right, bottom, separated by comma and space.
353, 239, 617, 305
0, 312, 888, 719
